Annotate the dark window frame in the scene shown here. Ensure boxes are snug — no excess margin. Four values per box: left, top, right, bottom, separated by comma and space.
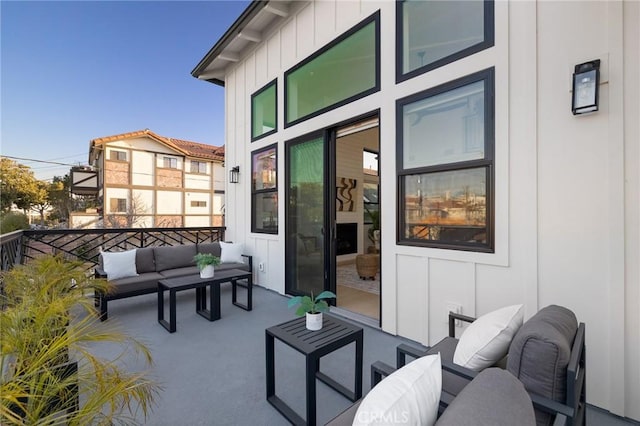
251, 143, 278, 234
284, 11, 380, 128
396, 0, 494, 84
396, 67, 495, 252
251, 79, 278, 142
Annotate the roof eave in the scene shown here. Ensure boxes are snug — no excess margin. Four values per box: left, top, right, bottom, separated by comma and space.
191, 1, 268, 83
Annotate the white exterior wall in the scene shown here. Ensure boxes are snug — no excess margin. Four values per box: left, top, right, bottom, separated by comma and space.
131, 151, 154, 186
132, 189, 154, 214
184, 215, 210, 227
156, 154, 182, 170
184, 192, 211, 215
221, 0, 639, 417
105, 187, 128, 213
185, 173, 211, 190
156, 191, 182, 215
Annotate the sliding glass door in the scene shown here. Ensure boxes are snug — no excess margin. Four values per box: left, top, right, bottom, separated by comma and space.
285, 133, 331, 297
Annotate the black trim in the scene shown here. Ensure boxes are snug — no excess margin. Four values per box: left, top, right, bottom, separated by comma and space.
284, 11, 381, 128
251, 79, 278, 142
396, 0, 494, 84
251, 143, 278, 234
396, 68, 495, 252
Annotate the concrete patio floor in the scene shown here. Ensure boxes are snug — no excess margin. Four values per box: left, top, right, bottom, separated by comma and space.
91, 284, 638, 425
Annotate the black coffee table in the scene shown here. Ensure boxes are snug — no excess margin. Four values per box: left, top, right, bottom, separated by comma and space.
265, 315, 363, 425
157, 269, 252, 333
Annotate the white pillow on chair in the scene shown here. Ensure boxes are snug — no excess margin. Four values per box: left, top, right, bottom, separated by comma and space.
220, 241, 244, 264
353, 353, 441, 426
453, 304, 524, 371
101, 249, 138, 280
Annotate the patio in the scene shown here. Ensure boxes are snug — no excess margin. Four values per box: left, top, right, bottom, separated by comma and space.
91, 283, 634, 425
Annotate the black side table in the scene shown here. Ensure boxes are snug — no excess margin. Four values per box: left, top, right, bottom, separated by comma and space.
265, 315, 363, 425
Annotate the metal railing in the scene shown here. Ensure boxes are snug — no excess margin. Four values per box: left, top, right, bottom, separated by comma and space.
0, 227, 226, 272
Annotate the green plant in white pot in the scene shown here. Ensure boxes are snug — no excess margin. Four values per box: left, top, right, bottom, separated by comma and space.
287, 291, 337, 331
193, 253, 221, 278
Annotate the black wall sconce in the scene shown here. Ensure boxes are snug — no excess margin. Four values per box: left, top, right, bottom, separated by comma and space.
229, 166, 240, 184
572, 59, 600, 115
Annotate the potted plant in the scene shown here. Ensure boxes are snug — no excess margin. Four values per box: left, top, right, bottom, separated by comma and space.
287, 291, 337, 331
0, 254, 160, 424
193, 253, 221, 278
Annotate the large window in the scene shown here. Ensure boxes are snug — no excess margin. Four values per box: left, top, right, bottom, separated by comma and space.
251, 145, 278, 233
397, 68, 494, 251
251, 80, 277, 141
285, 12, 379, 127
397, 0, 494, 82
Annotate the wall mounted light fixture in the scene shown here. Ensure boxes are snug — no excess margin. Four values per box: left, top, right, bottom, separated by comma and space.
572, 59, 600, 115
229, 166, 240, 183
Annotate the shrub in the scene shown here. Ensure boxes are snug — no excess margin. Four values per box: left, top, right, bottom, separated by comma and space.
0, 212, 29, 234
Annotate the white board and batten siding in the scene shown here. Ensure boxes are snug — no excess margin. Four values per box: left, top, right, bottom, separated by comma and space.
220, 0, 640, 418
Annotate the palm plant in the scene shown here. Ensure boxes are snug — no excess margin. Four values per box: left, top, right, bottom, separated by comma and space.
0, 255, 161, 425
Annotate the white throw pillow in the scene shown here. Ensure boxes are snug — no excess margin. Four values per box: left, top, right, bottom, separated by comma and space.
453, 304, 524, 371
101, 249, 139, 280
220, 241, 244, 264
353, 354, 441, 426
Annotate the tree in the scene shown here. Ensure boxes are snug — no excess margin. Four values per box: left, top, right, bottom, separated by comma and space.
47, 175, 73, 224
29, 180, 54, 225
104, 193, 149, 228
0, 158, 40, 213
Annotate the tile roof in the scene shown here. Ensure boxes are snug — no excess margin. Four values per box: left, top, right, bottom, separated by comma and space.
89, 129, 224, 162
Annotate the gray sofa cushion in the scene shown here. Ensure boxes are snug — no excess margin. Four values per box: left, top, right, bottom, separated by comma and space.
506, 305, 578, 426
435, 368, 535, 426
154, 244, 197, 272
136, 247, 156, 273
108, 273, 165, 294
197, 242, 222, 257
158, 266, 200, 279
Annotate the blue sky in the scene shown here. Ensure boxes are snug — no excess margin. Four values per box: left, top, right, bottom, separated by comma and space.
1, 0, 250, 181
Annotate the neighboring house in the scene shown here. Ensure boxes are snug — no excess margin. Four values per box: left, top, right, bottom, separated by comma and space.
88, 129, 225, 228
192, 0, 639, 420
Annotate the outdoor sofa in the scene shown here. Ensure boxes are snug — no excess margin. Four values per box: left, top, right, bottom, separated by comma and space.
94, 242, 252, 320
327, 304, 585, 426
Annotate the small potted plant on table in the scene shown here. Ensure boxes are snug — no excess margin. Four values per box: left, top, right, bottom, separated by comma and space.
287, 291, 337, 331
193, 253, 221, 278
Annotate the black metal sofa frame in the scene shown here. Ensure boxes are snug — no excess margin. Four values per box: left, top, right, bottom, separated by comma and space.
94, 243, 252, 320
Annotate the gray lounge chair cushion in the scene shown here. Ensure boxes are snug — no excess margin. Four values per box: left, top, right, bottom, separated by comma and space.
435, 368, 535, 426
136, 247, 156, 273
154, 244, 197, 272
197, 242, 222, 257
506, 305, 578, 426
